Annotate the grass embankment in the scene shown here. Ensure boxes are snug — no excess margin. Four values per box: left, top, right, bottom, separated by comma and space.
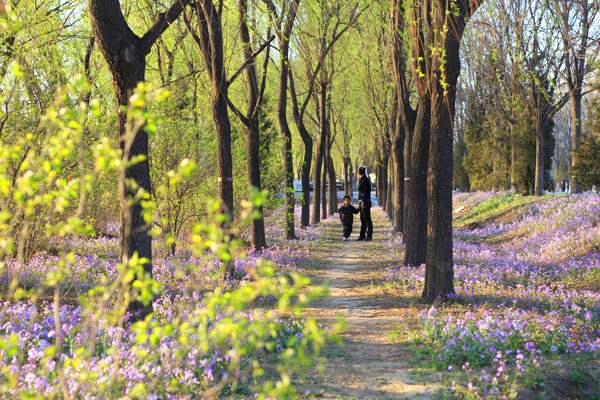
374, 191, 600, 399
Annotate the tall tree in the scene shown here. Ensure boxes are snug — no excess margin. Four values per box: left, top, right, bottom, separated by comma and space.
183, 0, 236, 275
494, 0, 569, 196
226, 0, 275, 251
547, 0, 600, 194
288, 68, 313, 227
460, 22, 525, 191
265, 0, 300, 240
391, 0, 428, 264
422, 0, 481, 300
88, 0, 190, 318
290, 0, 365, 226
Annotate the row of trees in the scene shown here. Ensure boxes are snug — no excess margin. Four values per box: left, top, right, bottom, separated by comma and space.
0, 0, 393, 318
4, 0, 597, 318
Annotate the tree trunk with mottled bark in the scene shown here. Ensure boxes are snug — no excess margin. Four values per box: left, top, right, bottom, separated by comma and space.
89, 0, 189, 319
422, 0, 480, 301
404, 100, 430, 266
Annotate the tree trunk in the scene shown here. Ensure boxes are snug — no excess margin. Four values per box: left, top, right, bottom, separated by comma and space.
116, 72, 153, 319
186, 1, 236, 276
375, 161, 381, 205
235, 0, 267, 251
422, 0, 475, 301
212, 89, 235, 232
404, 99, 430, 266
275, 7, 297, 240
381, 153, 389, 211
570, 89, 583, 194
322, 93, 332, 219
344, 156, 351, 196
424, 85, 456, 299
321, 136, 328, 219
328, 154, 337, 215
376, 164, 382, 209
312, 82, 327, 224
89, 0, 189, 319
390, 129, 403, 232
350, 162, 354, 192
312, 139, 323, 225
388, 157, 394, 221
289, 68, 312, 227
510, 122, 517, 191
534, 115, 545, 196
390, 0, 410, 234
245, 119, 266, 249
300, 136, 312, 228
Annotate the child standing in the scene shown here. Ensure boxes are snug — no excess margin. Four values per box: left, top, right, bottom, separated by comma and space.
338, 195, 360, 241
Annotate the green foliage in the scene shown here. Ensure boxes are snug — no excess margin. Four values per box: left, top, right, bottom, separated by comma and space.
463, 90, 511, 191
572, 133, 600, 190
0, 77, 111, 261
573, 92, 600, 190
452, 191, 528, 226
462, 84, 555, 194
149, 94, 214, 255
257, 99, 285, 210
0, 76, 339, 398
513, 116, 555, 194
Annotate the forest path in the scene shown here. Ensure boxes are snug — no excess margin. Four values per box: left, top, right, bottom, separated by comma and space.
298, 209, 442, 399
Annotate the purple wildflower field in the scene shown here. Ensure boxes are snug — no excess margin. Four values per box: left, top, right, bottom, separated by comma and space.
0, 205, 336, 399
378, 191, 600, 398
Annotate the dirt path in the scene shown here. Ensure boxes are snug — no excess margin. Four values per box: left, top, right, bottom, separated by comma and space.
299, 215, 442, 399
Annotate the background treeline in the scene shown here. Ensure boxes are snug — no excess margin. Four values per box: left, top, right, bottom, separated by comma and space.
453, 0, 600, 194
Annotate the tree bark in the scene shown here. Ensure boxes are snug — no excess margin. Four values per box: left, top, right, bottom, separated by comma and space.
312, 82, 327, 224
381, 152, 389, 211
344, 156, 351, 196
404, 99, 430, 266
278, 62, 296, 239
422, 0, 479, 301
289, 69, 312, 227
510, 122, 517, 191
231, 0, 268, 251
534, 115, 546, 196
89, 0, 189, 319
185, 1, 236, 277
321, 131, 328, 219
390, 130, 404, 231
570, 90, 583, 194
376, 164, 382, 209
244, 118, 266, 249
328, 154, 337, 215
270, 0, 300, 239
386, 157, 393, 216
558, 0, 595, 195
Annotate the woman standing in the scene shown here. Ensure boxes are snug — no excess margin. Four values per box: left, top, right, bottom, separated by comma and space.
356, 166, 373, 241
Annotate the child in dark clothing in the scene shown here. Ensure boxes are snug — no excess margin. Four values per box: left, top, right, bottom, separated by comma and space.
338, 195, 360, 241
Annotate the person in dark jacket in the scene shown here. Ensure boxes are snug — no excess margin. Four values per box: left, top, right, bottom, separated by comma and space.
356, 166, 373, 241
338, 195, 360, 241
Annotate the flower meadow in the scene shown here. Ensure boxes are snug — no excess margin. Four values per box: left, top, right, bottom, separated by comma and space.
0, 204, 343, 399
380, 192, 600, 398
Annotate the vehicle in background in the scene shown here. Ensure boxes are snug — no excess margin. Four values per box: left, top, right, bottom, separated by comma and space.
293, 180, 313, 192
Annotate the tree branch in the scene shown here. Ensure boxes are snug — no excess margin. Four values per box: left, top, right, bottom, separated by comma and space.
227, 97, 250, 127
227, 35, 275, 87
141, 0, 192, 54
